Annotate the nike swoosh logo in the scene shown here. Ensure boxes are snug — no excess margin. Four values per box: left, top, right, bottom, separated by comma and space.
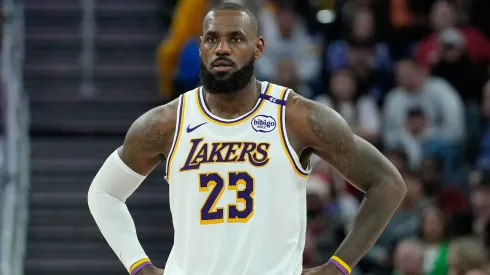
186, 122, 207, 133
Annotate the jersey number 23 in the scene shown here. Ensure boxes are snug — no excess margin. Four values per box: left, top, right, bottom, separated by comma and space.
199, 171, 254, 224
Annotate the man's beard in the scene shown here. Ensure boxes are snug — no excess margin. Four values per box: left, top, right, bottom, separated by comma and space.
199, 56, 255, 94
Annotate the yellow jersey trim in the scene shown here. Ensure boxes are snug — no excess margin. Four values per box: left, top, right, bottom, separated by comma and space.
165, 92, 188, 182
277, 88, 309, 178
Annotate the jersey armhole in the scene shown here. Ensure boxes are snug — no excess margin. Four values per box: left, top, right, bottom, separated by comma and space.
165, 93, 187, 182
277, 89, 311, 178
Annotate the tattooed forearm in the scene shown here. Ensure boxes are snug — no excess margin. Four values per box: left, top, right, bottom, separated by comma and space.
119, 99, 179, 175
323, 134, 406, 266
288, 92, 406, 267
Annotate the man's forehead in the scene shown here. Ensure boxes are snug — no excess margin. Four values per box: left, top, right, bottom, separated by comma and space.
203, 10, 253, 34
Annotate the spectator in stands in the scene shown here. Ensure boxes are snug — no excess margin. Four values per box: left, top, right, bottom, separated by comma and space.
452, 169, 490, 237
173, 38, 201, 96
307, 161, 360, 231
384, 59, 465, 146
467, 0, 490, 38
483, 220, 490, 259
315, 69, 381, 145
431, 28, 488, 104
256, 2, 321, 97
447, 236, 488, 275
385, 148, 410, 173
383, 59, 465, 170
415, 0, 490, 69
362, 171, 423, 274
420, 156, 467, 215
430, 29, 489, 164
477, 81, 490, 170
338, 0, 373, 27
374, 0, 435, 60
326, 8, 392, 73
325, 8, 394, 102
393, 238, 425, 275
469, 170, 490, 235
398, 107, 438, 169
404, 171, 425, 210
303, 175, 363, 274
419, 205, 450, 275
303, 176, 342, 267
157, 0, 210, 98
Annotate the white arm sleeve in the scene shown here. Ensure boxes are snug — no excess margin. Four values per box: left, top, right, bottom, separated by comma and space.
87, 150, 149, 271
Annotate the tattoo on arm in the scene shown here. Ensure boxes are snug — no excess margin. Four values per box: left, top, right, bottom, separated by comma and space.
302, 96, 401, 193
306, 100, 351, 177
119, 99, 178, 175
289, 92, 406, 267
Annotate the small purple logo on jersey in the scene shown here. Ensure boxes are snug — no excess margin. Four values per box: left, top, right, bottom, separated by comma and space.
251, 115, 276, 133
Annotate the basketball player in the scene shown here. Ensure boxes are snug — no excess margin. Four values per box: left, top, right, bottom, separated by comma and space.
88, 3, 406, 275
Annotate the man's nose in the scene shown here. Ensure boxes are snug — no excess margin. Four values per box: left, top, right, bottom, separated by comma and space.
215, 39, 232, 55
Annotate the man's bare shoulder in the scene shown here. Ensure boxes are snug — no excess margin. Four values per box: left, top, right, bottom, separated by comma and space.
285, 91, 404, 194
284, 91, 350, 148
128, 98, 178, 141
119, 98, 179, 174
285, 91, 340, 119
284, 91, 360, 171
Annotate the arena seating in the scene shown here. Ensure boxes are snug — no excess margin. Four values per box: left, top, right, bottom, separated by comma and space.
24, 0, 173, 274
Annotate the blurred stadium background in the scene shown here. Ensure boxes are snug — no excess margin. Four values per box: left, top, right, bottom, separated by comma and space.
1, 0, 490, 274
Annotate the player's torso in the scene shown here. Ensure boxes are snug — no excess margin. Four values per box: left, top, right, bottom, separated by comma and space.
164, 82, 310, 275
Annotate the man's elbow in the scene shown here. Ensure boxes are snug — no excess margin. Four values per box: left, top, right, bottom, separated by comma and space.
388, 173, 407, 202
371, 167, 407, 203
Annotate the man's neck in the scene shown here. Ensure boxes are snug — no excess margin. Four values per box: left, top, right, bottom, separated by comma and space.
203, 79, 260, 119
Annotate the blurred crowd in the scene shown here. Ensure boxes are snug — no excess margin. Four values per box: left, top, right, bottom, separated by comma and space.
158, 0, 490, 274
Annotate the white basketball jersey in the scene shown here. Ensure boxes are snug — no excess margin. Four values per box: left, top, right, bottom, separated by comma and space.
164, 81, 311, 275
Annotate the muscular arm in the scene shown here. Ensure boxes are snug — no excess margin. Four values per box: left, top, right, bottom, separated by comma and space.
119, 99, 178, 174
88, 99, 178, 275
286, 92, 406, 270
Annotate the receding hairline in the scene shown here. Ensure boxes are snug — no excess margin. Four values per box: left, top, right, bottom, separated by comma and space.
203, 3, 259, 34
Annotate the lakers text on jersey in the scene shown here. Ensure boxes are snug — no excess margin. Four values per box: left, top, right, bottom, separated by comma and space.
164, 82, 311, 275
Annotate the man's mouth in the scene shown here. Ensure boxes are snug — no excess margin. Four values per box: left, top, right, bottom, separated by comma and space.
212, 59, 234, 72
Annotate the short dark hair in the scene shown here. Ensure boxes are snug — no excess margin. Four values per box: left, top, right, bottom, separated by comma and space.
208, 2, 259, 33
